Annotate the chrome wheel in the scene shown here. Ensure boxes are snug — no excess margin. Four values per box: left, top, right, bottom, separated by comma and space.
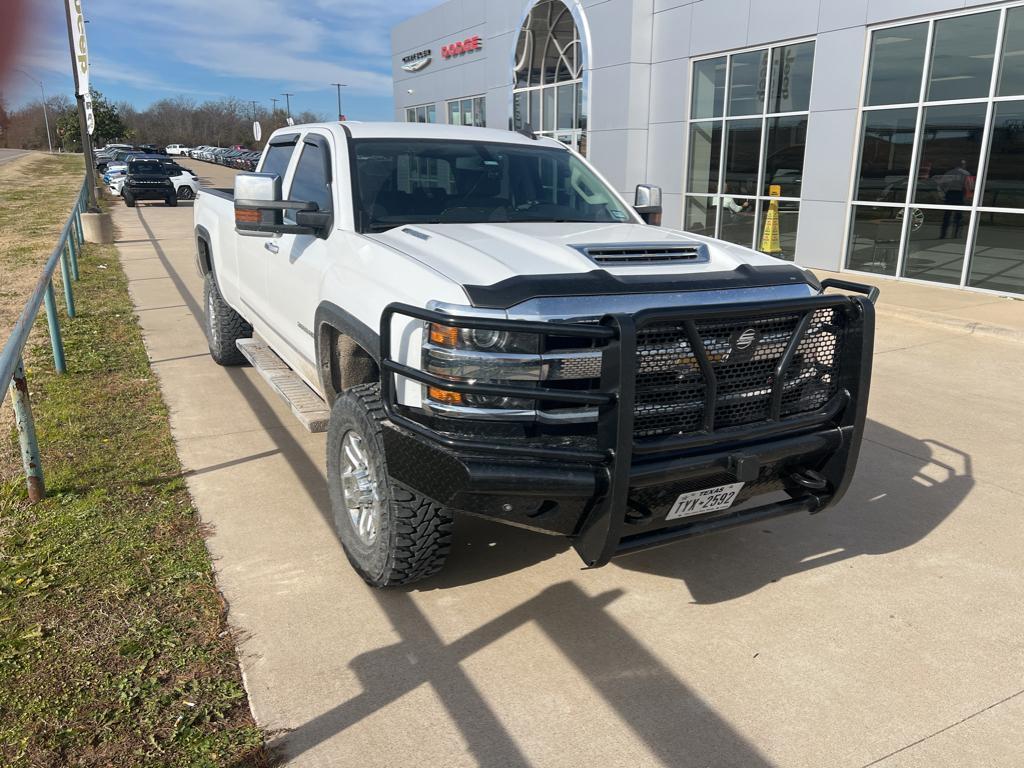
340, 431, 381, 545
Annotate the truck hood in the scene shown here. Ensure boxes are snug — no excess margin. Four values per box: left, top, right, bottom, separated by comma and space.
368, 222, 788, 289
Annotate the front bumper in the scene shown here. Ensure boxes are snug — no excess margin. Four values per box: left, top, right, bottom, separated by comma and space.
125, 184, 174, 200
379, 280, 877, 567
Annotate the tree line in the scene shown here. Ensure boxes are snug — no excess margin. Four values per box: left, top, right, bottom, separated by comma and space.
0, 89, 325, 151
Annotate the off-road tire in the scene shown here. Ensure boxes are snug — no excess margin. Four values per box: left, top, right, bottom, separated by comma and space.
124, 192, 136, 207
327, 383, 453, 587
203, 272, 251, 365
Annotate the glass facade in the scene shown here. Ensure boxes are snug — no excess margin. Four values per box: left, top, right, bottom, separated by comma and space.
847, 5, 1024, 296
684, 40, 814, 261
405, 104, 437, 123
447, 96, 486, 127
512, 0, 588, 154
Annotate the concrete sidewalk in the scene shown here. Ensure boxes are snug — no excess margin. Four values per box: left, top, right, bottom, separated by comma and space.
110, 163, 1024, 768
814, 269, 1024, 343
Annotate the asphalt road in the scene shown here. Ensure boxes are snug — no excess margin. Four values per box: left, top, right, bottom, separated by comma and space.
0, 148, 30, 166
111, 158, 1024, 768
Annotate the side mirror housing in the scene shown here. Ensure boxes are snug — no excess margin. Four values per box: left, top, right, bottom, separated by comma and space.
635, 184, 663, 226
234, 172, 329, 237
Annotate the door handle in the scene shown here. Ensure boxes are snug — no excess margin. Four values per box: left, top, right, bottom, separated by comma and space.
264, 241, 279, 254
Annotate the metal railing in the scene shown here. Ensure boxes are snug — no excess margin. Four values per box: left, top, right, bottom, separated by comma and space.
1, 178, 89, 501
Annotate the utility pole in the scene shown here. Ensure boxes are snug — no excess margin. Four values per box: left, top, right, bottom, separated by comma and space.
15, 69, 53, 153
331, 83, 348, 121
270, 96, 279, 114
282, 92, 294, 120
63, 1, 98, 210
250, 100, 258, 121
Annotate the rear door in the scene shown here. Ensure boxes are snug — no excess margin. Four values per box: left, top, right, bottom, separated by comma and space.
233, 133, 299, 331
263, 130, 337, 386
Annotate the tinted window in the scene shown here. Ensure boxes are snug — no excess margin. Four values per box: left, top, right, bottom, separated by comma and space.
691, 57, 726, 119
927, 11, 999, 101
912, 103, 985, 207
288, 142, 332, 213
728, 49, 768, 116
260, 143, 295, 179
768, 42, 814, 113
866, 23, 928, 106
998, 7, 1024, 96
854, 108, 918, 201
982, 101, 1024, 209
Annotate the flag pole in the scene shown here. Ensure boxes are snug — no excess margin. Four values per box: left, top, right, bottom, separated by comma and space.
63, 0, 99, 210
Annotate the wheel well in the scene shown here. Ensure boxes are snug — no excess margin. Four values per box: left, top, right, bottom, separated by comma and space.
320, 325, 379, 403
196, 235, 212, 275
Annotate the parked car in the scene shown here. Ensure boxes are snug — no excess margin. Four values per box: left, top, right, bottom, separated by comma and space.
121, 159, 178, 207
193, 121, 878, 587
166, 144, 192, 156
110, 166, 198, 200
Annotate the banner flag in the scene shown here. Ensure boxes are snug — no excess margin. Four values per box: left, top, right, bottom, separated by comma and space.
66, 0, 90, 97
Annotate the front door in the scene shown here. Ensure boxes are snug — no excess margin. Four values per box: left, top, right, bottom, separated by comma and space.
263, 132, 337, 389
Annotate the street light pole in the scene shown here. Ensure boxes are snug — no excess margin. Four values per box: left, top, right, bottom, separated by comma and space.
15, 69, 53, 153
282, 93, 294, 120
331, 83, 348, 121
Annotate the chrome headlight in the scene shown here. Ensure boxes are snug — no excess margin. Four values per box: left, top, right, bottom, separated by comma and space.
421, 322, 601, 419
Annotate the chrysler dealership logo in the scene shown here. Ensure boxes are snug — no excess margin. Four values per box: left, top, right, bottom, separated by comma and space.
401, 49, 432, 72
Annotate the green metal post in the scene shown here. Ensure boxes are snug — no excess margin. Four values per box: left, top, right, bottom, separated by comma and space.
60, 244, 76, 318
43, 281, 67, 374
67, 230, 80, 281
8, 357, 45, 502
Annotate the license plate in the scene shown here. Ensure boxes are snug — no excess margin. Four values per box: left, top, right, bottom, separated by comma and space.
666, 482, 745, 521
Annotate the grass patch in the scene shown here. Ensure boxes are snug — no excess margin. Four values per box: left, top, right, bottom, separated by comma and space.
0, 235, 270, 766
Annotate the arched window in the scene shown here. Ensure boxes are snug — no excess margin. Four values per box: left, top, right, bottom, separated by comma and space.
512, 0, 588, 155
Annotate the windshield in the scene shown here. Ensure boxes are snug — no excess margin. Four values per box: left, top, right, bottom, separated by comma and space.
351, 139, 634, 233
128, 161, 166, 175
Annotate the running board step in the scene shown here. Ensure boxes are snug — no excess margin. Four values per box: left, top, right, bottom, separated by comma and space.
236, 338, 330, 433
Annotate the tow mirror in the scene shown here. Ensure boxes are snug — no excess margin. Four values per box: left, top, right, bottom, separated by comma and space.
635, 184, 663, 226
234, 172, 329, 238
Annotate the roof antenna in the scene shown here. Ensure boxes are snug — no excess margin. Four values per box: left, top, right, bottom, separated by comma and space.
516, 123, 539, 140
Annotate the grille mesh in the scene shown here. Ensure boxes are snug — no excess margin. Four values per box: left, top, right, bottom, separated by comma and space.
633, 307, 845, 439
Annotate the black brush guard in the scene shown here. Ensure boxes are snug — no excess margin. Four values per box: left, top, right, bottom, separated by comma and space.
380, 279, 877, 567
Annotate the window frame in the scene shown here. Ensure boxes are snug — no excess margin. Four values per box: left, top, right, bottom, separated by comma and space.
404, 103, 438, 124
843, 2, 1024, 297
684, 36, 816, 259
445, 95, 487, 127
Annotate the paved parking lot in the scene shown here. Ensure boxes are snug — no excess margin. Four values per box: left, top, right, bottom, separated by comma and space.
111, 158, 1024, 767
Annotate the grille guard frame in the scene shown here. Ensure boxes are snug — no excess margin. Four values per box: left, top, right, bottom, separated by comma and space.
380, 278, 876, 566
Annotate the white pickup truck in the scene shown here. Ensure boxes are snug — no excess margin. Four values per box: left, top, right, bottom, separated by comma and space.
194, 122, 877, 587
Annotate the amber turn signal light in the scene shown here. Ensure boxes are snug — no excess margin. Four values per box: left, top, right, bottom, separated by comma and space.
427, 386, 463, 404
235, 208, 260, 224
429, 323, 459, 347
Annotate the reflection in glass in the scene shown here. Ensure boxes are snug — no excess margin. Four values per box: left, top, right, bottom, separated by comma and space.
913, 103, 986, 207
763, 116, 806, 197
927, 11, 999, 101
718, 197, 756, 247
757, 203, 799, 261
513, 92, 528, 129
728, 49, 768, 116
692, 57, 727, 119
556, 83, 574, 130
866, 23, 928, 106
846, 205, 902, 276
970, 213, 1024, 293
686, 121, 722, 194
903, 207, 969, 284
684, 196, 718, 237
998, 8, 1024, 96
982, 101, 1024, 209
543, 88, 555, 131
768, 42, 814, 113
855, 108, 918, 202
723, 118, 761, 196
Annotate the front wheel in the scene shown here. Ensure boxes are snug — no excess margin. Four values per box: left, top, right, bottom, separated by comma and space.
166, 195, 178, 207
123, 192, 136, 207
203, 272, 251, 365
327, 384, 453, 587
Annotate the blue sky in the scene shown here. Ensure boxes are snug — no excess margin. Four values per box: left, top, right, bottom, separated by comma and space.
9, 0, 437, 120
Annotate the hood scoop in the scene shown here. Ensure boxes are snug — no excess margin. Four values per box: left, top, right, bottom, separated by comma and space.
572, 242, 710, 266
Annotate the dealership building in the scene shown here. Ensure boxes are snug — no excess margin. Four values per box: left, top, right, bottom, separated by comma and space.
390, 0, 1024, 297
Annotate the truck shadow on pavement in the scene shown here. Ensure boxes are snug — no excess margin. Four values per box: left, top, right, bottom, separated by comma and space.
432, 423, 973, 603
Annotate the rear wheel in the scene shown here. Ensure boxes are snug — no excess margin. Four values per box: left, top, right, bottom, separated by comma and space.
203, 272, 251, 365
327, 384, 453, 587
177, 185, 194, 200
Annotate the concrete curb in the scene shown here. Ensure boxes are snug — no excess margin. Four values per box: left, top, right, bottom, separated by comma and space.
875, 303, 1024, 345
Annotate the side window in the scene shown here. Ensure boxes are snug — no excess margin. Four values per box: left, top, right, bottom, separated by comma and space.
286, 140, 332, 221
260, 142, 295, 180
